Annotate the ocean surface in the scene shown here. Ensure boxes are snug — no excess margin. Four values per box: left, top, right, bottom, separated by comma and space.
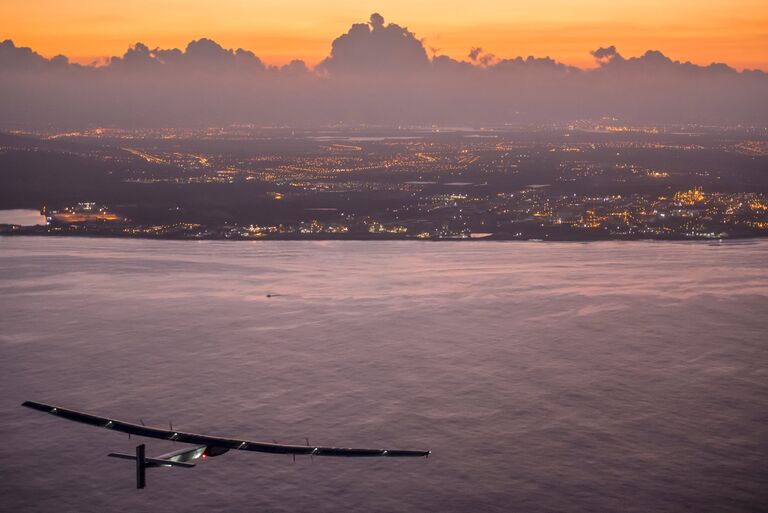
1, 237, 767, 513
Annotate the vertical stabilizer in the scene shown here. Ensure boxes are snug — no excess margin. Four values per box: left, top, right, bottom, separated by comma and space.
136, 444, 146, 489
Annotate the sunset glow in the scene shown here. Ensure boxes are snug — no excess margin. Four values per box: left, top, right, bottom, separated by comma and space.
3, 0, 767, 69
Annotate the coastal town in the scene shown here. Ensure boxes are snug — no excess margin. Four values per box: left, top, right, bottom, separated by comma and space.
2, 125, 767, 240
3, 187, 767, 241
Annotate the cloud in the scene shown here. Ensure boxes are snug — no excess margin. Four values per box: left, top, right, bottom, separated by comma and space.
107, 39, 265, 74
0, 14, 766, 127
491, 55, 574, 74
1, 40, 53, 70
281, 59, 310, 74
591, 45, 620, 62
468, 47, 498, 67
318, 13, 429, 75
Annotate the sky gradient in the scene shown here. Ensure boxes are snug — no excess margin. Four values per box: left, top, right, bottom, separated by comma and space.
3, 0, 768, 70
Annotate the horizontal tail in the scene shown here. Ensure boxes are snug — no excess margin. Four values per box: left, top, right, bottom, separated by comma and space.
108, 452, 196, 468
108, 444, 196, 489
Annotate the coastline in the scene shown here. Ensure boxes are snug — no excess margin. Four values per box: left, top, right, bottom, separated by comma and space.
2, 229, 766, 243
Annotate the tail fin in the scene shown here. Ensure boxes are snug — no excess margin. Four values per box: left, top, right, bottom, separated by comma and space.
107, 444, 196, 489
107, 444, 147, 488
136, 444, 146, 489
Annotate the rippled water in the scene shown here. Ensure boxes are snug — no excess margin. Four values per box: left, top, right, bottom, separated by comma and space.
1, 237, 767, 512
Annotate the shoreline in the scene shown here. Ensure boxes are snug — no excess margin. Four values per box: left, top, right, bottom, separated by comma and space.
2, 230, 766, 244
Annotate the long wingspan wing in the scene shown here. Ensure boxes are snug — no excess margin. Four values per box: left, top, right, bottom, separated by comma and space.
22, 401, 430, 458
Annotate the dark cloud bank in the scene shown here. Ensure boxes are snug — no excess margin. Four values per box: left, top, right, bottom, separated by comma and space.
1, 14, 766, 127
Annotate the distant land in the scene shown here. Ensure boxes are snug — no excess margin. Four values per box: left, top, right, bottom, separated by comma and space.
1, 125, 767, 241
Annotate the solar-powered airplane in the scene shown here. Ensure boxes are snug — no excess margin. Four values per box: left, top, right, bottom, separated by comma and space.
22, 401, 430, 489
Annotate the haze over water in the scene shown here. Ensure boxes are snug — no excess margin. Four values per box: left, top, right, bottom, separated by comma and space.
2, 238, 767, 512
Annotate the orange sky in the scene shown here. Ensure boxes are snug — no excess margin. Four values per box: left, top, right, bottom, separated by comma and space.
2, 0, 767, 70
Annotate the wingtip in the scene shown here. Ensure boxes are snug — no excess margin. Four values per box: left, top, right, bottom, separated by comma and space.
21, 401, 53, 412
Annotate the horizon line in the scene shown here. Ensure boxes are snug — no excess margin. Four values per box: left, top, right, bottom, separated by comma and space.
2, 36, 765, 74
